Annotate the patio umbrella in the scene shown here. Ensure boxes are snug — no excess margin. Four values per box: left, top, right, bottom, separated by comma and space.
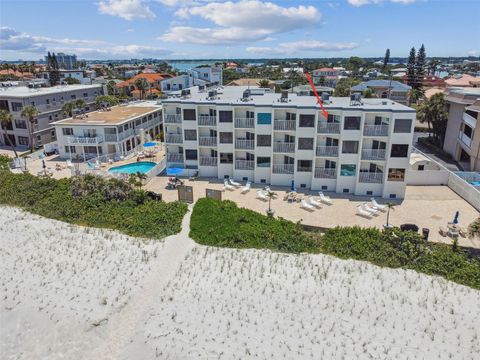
143, 142, 157, 147
291, 180, 296, 192
42, 160, 46, 169
453, 211, 459, 224
167, 167, 184, 176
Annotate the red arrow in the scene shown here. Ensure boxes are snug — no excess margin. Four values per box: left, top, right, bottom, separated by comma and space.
305, 72, 329, 119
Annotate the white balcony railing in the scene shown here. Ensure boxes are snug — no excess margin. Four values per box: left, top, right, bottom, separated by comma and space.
199, 156, 217, 166
166, 134, 183, 144
317, 122, 340, 134
274, 120, 296, 131
316, 146, 339, 157
164, 114, 182, 124
117, 128, 135, 141
272, 164, 294, 174
314, 167, 336, 179
234, 117, 255, 128
273, 142, 295, 153
235, 160, 255, 170
359, 172, 384, 183
363, 124, 389, 136
235, 139, 255, 149
104, 134, 117, 142
361, 149, 387, 160
458, 132, 472, 148
67, 135, 104, 145
198, 115, 217, 126
167, 153, 184, 162
198, 136, 217, 147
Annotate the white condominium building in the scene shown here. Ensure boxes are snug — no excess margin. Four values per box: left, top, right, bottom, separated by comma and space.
53, 101, 162, 160
163, 86, 416, 199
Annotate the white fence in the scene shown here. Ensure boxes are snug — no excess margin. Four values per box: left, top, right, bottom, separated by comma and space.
406, 170, 450, 185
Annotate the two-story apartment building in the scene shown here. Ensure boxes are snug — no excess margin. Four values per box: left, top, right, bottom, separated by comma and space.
444, 87, 480, 171
53, 101, 162, 160
352, 80, 411, 105
0, 84, 104, 149
163, 86, 416, 199
160, 66, 223, 93
312, 67, 339, 87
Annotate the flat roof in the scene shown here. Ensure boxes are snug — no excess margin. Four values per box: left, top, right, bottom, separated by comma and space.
162, 86, 415, 112
0, 84, 103, 98
54, 103, 160, 126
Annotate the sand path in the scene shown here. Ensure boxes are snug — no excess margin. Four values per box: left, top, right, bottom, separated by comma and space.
89, 205, 195, 360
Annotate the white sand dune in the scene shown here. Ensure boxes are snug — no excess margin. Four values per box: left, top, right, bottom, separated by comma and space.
1, 206, 479, 359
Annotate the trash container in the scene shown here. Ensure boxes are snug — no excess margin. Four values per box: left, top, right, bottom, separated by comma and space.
422, 228, 430, 241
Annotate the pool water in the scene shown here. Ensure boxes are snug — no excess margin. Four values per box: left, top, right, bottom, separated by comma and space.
108, 161, 156, 174
471, 181, 480, 186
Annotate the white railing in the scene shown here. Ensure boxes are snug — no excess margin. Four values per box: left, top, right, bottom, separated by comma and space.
316, 146, 339, 157
317, 122, 340, 134
235, 139, 255, 149
198, 136, 217, 147
117, 128, 135, 141
104, 134, 117, 142
198, 115, 217, 126
363, 124, 389, 136
144, 158, 166, 182
361, 148, 386, 160
166, 134, 183, 143
458, 132, 472, 148
199, 156, 217, 166
167, 153, 184, 162
234, 117, 254, 128
67, 135, 104, 145
272, 164, 294, 174
314, 167, 336, 179
359, 172, 384, 183
274, 120, 296, 131
273, 142, 295, 153
164, 114, 182, 124
235, 160, 255, 170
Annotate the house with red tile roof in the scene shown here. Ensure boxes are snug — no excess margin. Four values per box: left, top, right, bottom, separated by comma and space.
445, 74, 480, 87
116, 72, 173, 98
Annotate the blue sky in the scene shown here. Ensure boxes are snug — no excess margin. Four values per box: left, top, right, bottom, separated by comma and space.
1, 0, 479, 60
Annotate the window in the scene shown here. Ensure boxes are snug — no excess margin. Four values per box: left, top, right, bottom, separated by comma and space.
184, 129, 197, 141
257, 113, 271, 125
299, 114, 315, 127
71, 95, 76, 100
30, 101, 35, 106
18, 136, 29, 145
183, 109, 196, 120
342, 141, 359, 154
463, 124, 473, 138
62, 128, 73, 136
298, 137, 313, 150
390, 144, 409, 157
393, 119, 412, 133
297, 160, 312, 172
14, 120, 27, 129
219, 132, 233, 144
388, 168, 406, 181
65, 146, 76, 153
257, 157, 271, 167
327, 114, 340, 123
185, 149, 198, 160
46, 99, 50, 104
220, 152, 233, 164
344, 116, 361, 130
340, 164, 356, 176
11, 102, 23, 112
257, 135, 271, 147
418, 164, 425, 171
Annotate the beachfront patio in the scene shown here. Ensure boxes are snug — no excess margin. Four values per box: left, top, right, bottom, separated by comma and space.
144, 177, 480, 249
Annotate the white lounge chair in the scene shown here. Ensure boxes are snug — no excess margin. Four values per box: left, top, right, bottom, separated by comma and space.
308, 196, 322, 208
301, 199, 315, 211
370, 198, 387, 212
241, 181, 251, 194
229, 178, 241, 187
223, 180, 234, 191
356, 205, 372, 218
362, 203, 379, 215
318, 192, 333, 205
256, 189, 267, 201
66, 160, 73, 169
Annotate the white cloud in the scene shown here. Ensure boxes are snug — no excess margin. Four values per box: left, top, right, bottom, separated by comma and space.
160, 26, 271, 45
348, 0, 419, 6
467, 50, 479, 57
127, 28, 135, 32
246, 40, 358, 55
97, 0, 155, 20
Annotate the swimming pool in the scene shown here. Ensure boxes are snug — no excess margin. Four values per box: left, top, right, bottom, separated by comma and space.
108, 161, 156, 174
471, 181, 480, 187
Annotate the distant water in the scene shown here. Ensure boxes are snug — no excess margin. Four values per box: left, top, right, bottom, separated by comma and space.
168, 61, 216, 72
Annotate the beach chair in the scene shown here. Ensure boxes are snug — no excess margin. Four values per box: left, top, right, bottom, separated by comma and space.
370, 198, 387, 212
189, 170, 199, 181
66, 160, 73, 169
229, 178, 241, 187
241, 181, 251, 194
362, 203, 379, 215
308, 196, 322, 208
356, 205, 372, 218
223, 180, 234, 191
301, 199, 315, 211
256, 189, 267, 201
318, 192, 333, 205
55, 163, 62, 171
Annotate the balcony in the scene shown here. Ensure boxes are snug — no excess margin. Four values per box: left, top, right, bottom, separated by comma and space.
273, 142, 295, 153
363, 124, 389, 136
316, 146, 339, 157
198, 115, 217, 126
235, 160, 255, 170
199, 156, 217, 166
235, 139, 254, 150
361, 149, 386, 161
274, 120, 296, 131
67, 135, 104, 145
358, 172, 384, 184
198, 136, 217, 147
167, 153, 184, 162
166, 134, 183, 144
314, 167, 337, 179
104, 134, 117, 142
164, 114, 182, 124
272, 164, 294, 174
234, 117, 254, 128
117, 128, 135, 141
463, 112, 477, 128
458, 131, 472, 148
317, 122, 340, 134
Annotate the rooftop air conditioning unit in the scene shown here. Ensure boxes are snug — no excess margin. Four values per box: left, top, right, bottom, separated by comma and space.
241, 89, 251, 102
321, 92, 330, 103
280, 90, 288, 103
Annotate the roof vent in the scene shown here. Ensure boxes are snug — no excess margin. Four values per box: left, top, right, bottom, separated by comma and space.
241, 89, 251, 102
350, 92, 362, 106
321, 92, 330, 103
181, 89, 191, 98
207, 89, 217, 100
382, 100, 388, 105
280, 90, 288, 103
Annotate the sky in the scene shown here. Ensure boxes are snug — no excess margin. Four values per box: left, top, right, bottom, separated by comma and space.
0, 0, 479, 61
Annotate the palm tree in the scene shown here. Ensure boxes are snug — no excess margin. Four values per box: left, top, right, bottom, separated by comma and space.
134, 78, 148, 100
385, 202, 396, 228
20, 105, 39, 153
128, 171, 147, 189
62, 101, 76, 117
75, 99, 86, 110
258, 79, 270, 88
408, 88, 425, 106
0, 109, 18, 158
266, 190, 277, 217
468, 218, 480, 239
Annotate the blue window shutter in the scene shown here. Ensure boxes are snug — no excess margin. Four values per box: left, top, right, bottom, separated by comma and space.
257, 113, 271, 125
